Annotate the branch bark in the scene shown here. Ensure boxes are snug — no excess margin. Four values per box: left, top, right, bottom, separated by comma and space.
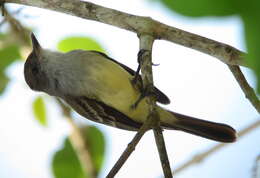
139, 35, 172, 177
5, 0, 246, 67
106, 112, 154, 178
228, 65, 260, 113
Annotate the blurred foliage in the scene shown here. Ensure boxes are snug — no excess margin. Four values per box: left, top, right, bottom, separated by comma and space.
0, 45, 21, 71
0, 32, 21, 95
0, 72, 9, 94
81, 126, 106, 173
57, 36, 105, 53
52, 138, 85, 178
52, 126, 106, 178
157, 0, 260, 93
32, 96, 47, 126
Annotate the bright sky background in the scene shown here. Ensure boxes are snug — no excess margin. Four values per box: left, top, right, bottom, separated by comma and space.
0, 0, 259, 178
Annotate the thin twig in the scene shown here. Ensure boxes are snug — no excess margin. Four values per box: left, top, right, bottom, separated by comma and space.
57, 99, 96, 178
139, 35, 172, 177
5, 0, 246, 67
106, 115, 154, 178
173, 119, 260, 175
228, 65, 260, 113
153, 126, 173, 177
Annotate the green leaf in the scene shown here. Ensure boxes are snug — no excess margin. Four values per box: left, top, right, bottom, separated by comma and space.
52, 126, 105, 178
158, 0, 236, 17
57, 36, 105, 53
242, 12, 260, 93
52, 138, 85, 178
0, 72, 9, 95
82, 126, 105, 172
0, 45, 21, 72
32, 96, 47, 126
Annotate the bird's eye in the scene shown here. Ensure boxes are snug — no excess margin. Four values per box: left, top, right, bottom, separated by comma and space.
31, 66, 39, 75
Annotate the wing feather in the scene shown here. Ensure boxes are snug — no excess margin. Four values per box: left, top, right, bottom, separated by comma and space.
64, 95, 142, 131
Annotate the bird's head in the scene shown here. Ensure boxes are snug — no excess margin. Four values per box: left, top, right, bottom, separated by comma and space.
24, 33, 49, 92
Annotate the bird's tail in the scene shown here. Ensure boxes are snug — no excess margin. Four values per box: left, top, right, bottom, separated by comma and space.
158, 108, 236, 143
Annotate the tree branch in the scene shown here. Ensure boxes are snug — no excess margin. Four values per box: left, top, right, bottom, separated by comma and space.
138, 35, 172, 177
153, 126, 173, 177
5, 0, 246, 67
228, 65, 260, 113
106, 113, 154, 178
173, 119, 260, 175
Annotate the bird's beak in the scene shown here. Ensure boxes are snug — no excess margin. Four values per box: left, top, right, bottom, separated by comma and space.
31, 33, 42, 55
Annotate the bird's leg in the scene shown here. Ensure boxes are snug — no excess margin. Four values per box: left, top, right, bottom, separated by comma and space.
131, 49, 147, 85
131, 49, 157, 109
130, 49, 147, 109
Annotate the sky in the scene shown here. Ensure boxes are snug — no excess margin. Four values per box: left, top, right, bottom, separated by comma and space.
0, 0, 259, 178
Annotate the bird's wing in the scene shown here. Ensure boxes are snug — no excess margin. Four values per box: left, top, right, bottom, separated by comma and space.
90, 51, 170, 105
63, 95, 142, 131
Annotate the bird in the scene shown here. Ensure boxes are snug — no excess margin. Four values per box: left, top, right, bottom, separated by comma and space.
24, 33, 236, 142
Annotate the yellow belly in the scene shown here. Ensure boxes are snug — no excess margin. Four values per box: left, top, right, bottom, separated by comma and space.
90, 57, 150, 123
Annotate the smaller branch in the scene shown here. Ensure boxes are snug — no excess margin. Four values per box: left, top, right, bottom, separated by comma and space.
106, 115, 154, 178
153, 125, 173, 177
228, 65, 260, 113
57, 99, 96, 178
173, 119, 260, 175
139, 35, 172, 178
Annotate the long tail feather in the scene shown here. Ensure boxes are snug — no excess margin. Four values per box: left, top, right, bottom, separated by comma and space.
163, 111, 237, 142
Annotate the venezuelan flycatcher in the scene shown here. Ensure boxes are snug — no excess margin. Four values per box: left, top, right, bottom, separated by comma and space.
24, 33, 236, 142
